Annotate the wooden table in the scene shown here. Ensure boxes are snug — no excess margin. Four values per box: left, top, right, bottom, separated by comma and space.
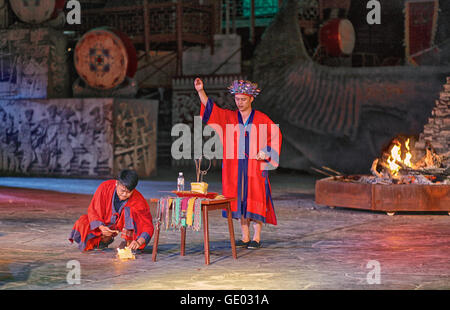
151, 197, 237, 265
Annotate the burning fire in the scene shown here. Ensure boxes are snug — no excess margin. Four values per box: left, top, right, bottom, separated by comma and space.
362, 135, 449, 185
315, 135, 448, 185
386, 138, 413, 176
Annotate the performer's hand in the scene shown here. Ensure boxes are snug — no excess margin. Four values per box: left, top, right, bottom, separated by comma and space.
127, 238, 145, 251
128, 240, 140, 250
256, 151, 267, 161
99, 225, 118, 237
194, 78, 204, 92
195, 77, 208, 106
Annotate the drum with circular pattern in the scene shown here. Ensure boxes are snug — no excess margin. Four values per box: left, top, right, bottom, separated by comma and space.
74, 27, 138, 90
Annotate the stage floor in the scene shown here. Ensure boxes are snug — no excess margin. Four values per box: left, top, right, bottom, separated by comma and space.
0, 171, 449, 290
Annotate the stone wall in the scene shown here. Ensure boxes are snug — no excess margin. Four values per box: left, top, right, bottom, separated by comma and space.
113, 98, 159, 178
137, 34, 242, 89
0, 98, 158, 178
182, 34, 241, 76
415, 77, 450, 159
0, 28, 71, 99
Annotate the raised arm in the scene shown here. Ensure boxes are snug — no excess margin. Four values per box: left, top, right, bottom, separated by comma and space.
194, 78, 208, 106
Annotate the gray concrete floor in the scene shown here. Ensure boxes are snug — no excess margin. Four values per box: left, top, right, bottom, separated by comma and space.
0, 169, 449, 290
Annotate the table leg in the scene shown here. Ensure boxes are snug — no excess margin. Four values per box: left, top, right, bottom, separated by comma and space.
152, 223, 161, 262
226, 205, 237, 259
202, 206, 210, 265
180, 226, 186, 256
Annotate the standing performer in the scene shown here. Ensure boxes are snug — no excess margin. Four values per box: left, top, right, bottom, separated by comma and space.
69, 170, 154, 251
195, 78, 282, 249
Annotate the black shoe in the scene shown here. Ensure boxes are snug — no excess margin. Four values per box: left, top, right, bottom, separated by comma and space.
247, 241, 261, 249
235, 240, 250, 248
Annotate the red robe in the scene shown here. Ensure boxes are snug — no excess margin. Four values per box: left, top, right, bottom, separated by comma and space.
69, 180, 154, 251
200, 98, 282, 225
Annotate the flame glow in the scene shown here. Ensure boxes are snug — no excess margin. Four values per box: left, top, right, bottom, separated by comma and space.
386, 138, 413, 176
404, 139, 413, 167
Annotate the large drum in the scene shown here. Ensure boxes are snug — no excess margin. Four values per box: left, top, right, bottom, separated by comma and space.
9, 0, 66, 24
74, 27, 138, 90
319, 18, 355, 56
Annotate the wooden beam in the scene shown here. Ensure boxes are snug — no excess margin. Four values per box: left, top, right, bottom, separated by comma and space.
176, 1, 183, 76
210, 3, 215, 55
250, 0, 255, 44
232, 0, 236, 34
218, 0, 223, 34
225, 0, 230, 35
210, 47, 241, 75
143, 0, 150, 59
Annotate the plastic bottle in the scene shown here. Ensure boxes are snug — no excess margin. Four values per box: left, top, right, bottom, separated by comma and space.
177, 172, 185, 192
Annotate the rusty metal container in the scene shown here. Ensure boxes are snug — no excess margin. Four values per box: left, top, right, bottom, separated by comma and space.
315, 176, 450, 214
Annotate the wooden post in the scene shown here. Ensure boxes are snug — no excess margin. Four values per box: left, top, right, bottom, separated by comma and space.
176, 1, 183, 76
202, 206, 210, 265
180, 226, 186, 256
152, 222, 160, 262
225, 0, 230, 35
226, 205, 237, 260
319, 0, 323, 21
250, 0, 255, 45
143, 0, 150, 60
218, 0, 223, 34
232, 0, 236, 34
211, 1, 216, 55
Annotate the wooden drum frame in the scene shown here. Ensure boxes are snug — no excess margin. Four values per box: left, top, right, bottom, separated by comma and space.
319, 18, 356, 56
9, 0, 66, 24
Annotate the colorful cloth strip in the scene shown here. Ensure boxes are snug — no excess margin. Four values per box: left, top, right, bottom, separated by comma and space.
156, 197, 205, 231
193, 198, 203, 231
186, 198, 196, 226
